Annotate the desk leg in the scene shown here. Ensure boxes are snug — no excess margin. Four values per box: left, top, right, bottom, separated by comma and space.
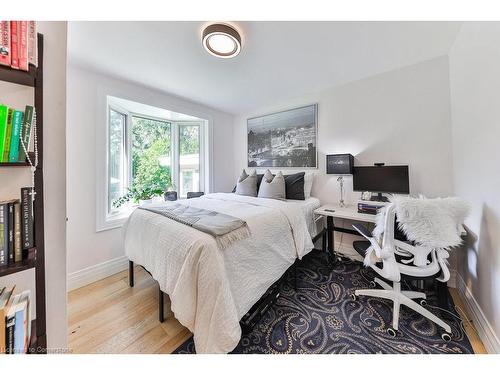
327, 216, 335, 264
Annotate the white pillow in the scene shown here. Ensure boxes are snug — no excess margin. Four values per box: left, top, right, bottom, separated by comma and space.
235, 169, 258, 197
258, 170, 286, 200
303, 172, 314, 199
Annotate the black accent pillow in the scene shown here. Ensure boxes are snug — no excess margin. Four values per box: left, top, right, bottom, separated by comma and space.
283, 172, 305, 200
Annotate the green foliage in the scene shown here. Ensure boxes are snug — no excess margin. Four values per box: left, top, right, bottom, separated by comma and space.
179, 125, 200, 155
112, 185, 164, 208
112, 117, 202, 208
132, 116, 172, 190
134, 137, 172, 190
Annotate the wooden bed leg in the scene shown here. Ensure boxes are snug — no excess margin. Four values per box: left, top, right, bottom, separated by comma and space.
129, 260, 134, 287
159, 286, 165, 323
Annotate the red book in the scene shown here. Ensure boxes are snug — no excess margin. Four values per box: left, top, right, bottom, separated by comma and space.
18, 21, 28, 71
0, 21, 10, 66
10, 21, 19, 69
27, 21, 37, 67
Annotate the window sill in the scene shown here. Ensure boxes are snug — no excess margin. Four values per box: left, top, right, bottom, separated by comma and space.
96, 208, 135, 233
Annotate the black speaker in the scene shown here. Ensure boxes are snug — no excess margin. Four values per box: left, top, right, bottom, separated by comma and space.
326, 154, 354, 175
164, 191, 178, 201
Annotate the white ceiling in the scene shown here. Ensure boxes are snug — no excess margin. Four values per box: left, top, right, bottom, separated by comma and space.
68, 21, 462, 114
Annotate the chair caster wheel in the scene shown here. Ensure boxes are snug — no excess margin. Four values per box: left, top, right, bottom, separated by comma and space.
350, 293, 357, 301
369, 281, 377, 288
387, 328, 398, 338
419, 299, 427, 307
441, 332, 452, 342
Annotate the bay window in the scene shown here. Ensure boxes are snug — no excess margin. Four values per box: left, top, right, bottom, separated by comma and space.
101, 97, 208, 229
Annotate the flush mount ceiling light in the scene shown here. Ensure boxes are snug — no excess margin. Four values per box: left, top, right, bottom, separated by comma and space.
202, 23, 241, 59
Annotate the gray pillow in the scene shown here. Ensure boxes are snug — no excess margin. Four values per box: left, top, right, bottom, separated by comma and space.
258, 170, 286, 200
235, 169, 258, 197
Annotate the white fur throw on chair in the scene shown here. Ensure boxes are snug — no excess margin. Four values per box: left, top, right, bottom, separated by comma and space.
373, 195, 470, 250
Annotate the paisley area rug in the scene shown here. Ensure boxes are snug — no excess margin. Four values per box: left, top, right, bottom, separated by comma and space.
173, 250, 474, 354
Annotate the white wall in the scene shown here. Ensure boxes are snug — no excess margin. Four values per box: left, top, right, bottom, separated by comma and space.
449, 22, 500, 352
66, 65, 234, 282
38, 22, 68, 350
233, 56, 454, 204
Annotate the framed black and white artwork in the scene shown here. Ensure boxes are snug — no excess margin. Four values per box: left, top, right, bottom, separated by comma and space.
247, 104, 317, 168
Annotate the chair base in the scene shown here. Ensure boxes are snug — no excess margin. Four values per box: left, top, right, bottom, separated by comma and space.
354, 278, 451, 334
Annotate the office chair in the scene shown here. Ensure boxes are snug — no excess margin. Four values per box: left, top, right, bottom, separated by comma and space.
350, 197, 468, 341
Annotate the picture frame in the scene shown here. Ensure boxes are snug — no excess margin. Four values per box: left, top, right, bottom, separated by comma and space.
247, 104, 318, 168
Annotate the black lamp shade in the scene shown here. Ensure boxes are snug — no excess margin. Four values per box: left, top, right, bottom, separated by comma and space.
326, 154, 354, 175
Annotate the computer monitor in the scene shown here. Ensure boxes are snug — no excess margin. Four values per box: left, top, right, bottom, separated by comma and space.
353, 165, 409, 200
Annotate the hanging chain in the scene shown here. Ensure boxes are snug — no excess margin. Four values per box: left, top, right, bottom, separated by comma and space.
19, 108, 38, 202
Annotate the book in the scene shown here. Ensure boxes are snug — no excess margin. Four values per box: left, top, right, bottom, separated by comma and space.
13, 291, 30, 353
14, 202, 22, 262
5, 292, 21, 354
28, 21, 38, 66
0, 202, 7, 266
10, 21, 19, 70
0, 104, 8, 161
2, 108, 13, 162
0, 21, 10, 67
7, 202, 14, 263
0, 285, 15, 354
21, 187, 34, 250
18, 106, 33, 162
8, 110, 23, 162
18, 22, 28, 72
18, 290, 30, 352
27, 21, 37, 67
5, 315, 15, 354
9, 110, 23, 162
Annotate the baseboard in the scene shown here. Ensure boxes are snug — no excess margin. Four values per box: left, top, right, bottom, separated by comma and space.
456, 273, 500, 354
67, 255, 129, 291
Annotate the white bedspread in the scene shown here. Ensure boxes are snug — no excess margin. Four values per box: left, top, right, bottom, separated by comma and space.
123, 193, 316, 353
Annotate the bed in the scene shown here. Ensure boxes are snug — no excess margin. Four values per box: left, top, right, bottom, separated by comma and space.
123, 192, 321, 353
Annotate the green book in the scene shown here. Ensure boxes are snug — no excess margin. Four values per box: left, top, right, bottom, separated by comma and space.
9, 110, 23, 162
2, 109, 13, 162
18, 105, 33, 162
0, 105, 8, 161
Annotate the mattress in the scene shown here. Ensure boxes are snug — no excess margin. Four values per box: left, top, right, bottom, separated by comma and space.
287, 196, 321, 239
124, 193, 315, 353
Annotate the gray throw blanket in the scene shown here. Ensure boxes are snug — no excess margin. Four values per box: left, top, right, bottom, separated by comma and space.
139, 203, 251, 249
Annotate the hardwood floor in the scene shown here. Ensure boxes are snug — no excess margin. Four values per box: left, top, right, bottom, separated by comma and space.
68, 266, 191, 353
448, 288, 487, 354
68, 267, 487, 354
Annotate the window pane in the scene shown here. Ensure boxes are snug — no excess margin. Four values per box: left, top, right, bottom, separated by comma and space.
108, 109, 126, 213
179, 124, 200, 198
131, 116, 172, 192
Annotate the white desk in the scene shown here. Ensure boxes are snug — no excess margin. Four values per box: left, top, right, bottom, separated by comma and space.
314, 204, 379, 262
314, 204, 377, 223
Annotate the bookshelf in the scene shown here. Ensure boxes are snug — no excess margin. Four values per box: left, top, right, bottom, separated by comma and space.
0, 33, 46, 353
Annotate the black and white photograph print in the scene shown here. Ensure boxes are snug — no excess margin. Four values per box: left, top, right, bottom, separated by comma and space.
247, 104, 317, 168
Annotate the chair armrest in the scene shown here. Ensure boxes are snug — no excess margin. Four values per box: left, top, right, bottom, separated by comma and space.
353, 224, 384, 259
352, 223, 372, 240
